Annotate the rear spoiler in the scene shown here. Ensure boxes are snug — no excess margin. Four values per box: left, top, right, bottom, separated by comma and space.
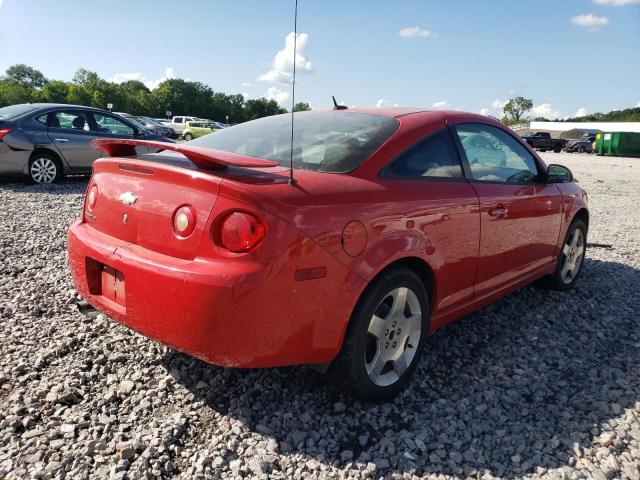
91, 138, 279, 170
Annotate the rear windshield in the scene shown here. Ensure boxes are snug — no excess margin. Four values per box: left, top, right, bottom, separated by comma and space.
0, 104, 38, 119
189, 111, 399, 173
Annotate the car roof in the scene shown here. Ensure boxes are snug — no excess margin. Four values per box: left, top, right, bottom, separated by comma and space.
13, 103, 114, 114
326, 107, 487, 122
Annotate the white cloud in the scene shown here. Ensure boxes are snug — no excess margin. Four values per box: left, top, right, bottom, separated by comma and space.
108, 67, 176, 90
399, 26, 436, 38
480, 108, 491, 116
491, 98, 506, 109
241, 82, 252, 87
571, 13, 610, 31
266, 86, 290, 106
375, 99, 399, 108
593, 0, 640, 5
0, 1, 4, 8
533, 103, 562, 119
108, 72, 145, 83
636, 100, 640, 107
574, 107, 588, 117
144, 67, 175, 90
432, 101, 450, 109
258, 32, 312, 84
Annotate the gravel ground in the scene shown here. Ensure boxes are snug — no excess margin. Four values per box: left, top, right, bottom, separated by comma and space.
0, 152, 639, 480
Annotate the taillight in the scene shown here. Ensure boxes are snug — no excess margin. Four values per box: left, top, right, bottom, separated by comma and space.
219, 211, 265, 252
0, 128, 12, 141
172, 205, 197, 237
86, 185, 98, 210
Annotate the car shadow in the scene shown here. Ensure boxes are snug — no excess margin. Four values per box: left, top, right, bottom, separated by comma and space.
163, 257, 639, 478
0, 176, 89, 193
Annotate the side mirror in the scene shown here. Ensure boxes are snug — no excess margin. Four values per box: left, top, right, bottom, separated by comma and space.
546, 164, 573, 183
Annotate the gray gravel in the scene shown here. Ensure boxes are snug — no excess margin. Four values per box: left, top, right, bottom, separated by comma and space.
1, 152, 639, 480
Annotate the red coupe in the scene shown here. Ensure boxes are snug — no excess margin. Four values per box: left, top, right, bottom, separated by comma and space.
67, 109, 588, 400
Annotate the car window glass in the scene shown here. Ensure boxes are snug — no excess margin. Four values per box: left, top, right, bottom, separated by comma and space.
35, 114, 48, 126
50, 111, 91, 132
175, 117, 183, 123
455, 123, 539, 184
381, 128, 463, 179
92, 113, 135, 136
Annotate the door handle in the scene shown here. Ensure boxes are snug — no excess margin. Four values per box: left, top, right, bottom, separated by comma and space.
488, 205, 508, 217
54, 138, 69, 142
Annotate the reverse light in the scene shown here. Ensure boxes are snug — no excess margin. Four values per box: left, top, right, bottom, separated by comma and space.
172, 205, 196, 237
0, 128, 12, 141
86, 185, 98, 210
219, 211, 265, 253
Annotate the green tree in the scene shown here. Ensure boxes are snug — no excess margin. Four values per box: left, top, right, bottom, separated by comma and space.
502, 97, 533, 124
4, 64, 48, 89
243, 98, 287, 121
293, 101, 311, 112
40, 80, 70, 103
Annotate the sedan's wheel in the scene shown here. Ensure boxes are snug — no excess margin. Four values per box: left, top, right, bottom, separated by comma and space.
537, 219, 587, 291
327, 267, 429, 401
29, 154, 61, 184
578, 147, 585, 153
184, 133, 193, 141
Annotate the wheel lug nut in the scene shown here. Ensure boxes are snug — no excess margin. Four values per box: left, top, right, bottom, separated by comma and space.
397, 328, 401, 334
392, 321, 397, 327
392, 342, 397, 348
385, 329, 389, 336
385, 342, 389, 349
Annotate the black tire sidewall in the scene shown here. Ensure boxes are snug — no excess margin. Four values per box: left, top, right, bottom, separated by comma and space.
330, 268, 430, 401
28, 153, 62, 184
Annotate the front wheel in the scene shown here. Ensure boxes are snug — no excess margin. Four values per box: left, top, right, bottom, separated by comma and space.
538, 219, 587, 291
327, 267, 429, 401
183, 133, 193, 141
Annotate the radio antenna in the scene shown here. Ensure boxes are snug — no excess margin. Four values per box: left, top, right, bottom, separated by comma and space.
287, 0, 299, 186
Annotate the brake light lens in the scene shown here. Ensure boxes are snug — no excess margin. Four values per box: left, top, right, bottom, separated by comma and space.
0, 128, 12, 141
172, 205, 196, 237
219, 211, 265, 252
86, 185, 98, 210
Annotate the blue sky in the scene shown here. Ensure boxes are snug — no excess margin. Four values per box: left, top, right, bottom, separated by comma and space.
0, 0, 638, 118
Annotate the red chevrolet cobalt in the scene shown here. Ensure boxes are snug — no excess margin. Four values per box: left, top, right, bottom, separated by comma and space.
68, 109, 588, 400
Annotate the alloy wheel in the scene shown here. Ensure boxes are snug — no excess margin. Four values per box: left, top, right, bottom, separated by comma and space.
560, 228, 585, 284
365, 287, 422, 387
30, 157, 58, 184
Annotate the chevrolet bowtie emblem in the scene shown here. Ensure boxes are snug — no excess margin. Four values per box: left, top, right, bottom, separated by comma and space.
119, 192, 138, 206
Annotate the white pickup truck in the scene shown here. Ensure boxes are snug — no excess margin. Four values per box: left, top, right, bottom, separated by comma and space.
165, 116, 200, 135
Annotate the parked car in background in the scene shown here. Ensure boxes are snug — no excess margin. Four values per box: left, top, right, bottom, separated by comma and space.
565, 133, 597, 153
182, 121, 215, 140
0, 103, 174, 183
521, 131, 566, 153
168, 116, 200, 135
134, 116, 177, 138
68, 109, 588, 400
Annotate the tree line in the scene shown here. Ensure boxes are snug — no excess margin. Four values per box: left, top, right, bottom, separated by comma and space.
0, 64, 311, 123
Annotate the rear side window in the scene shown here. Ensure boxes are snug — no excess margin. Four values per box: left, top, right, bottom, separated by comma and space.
174, 117, 183, 123
48, 111, 91, 131
381, 128, 463, 179
190, 111, 399, 173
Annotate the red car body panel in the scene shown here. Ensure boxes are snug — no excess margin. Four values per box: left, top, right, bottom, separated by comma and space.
67, 109, 588, 368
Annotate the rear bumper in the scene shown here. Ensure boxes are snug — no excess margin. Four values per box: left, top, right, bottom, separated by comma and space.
68, 219, 361, 367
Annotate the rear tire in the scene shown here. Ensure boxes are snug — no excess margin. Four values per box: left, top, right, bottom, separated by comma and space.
537, 219, 587, 291
183, 133, 193, 141
326, 267, 429, 401
28, 152, 62, 184
578, 147, 585, 153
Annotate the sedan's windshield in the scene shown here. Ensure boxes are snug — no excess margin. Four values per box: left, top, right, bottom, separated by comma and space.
0, 104, 38, 119
189, 111, 399, 173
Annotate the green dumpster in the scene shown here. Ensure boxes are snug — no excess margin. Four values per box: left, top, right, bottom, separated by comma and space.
595, 132, 640, 157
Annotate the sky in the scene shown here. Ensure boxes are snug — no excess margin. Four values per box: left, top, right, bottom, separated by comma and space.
0, 0, 639, 118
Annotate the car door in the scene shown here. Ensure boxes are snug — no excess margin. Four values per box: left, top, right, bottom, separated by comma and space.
45, 110, 104, 170
380, 127, 480, 312
451, 122, 563, 297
